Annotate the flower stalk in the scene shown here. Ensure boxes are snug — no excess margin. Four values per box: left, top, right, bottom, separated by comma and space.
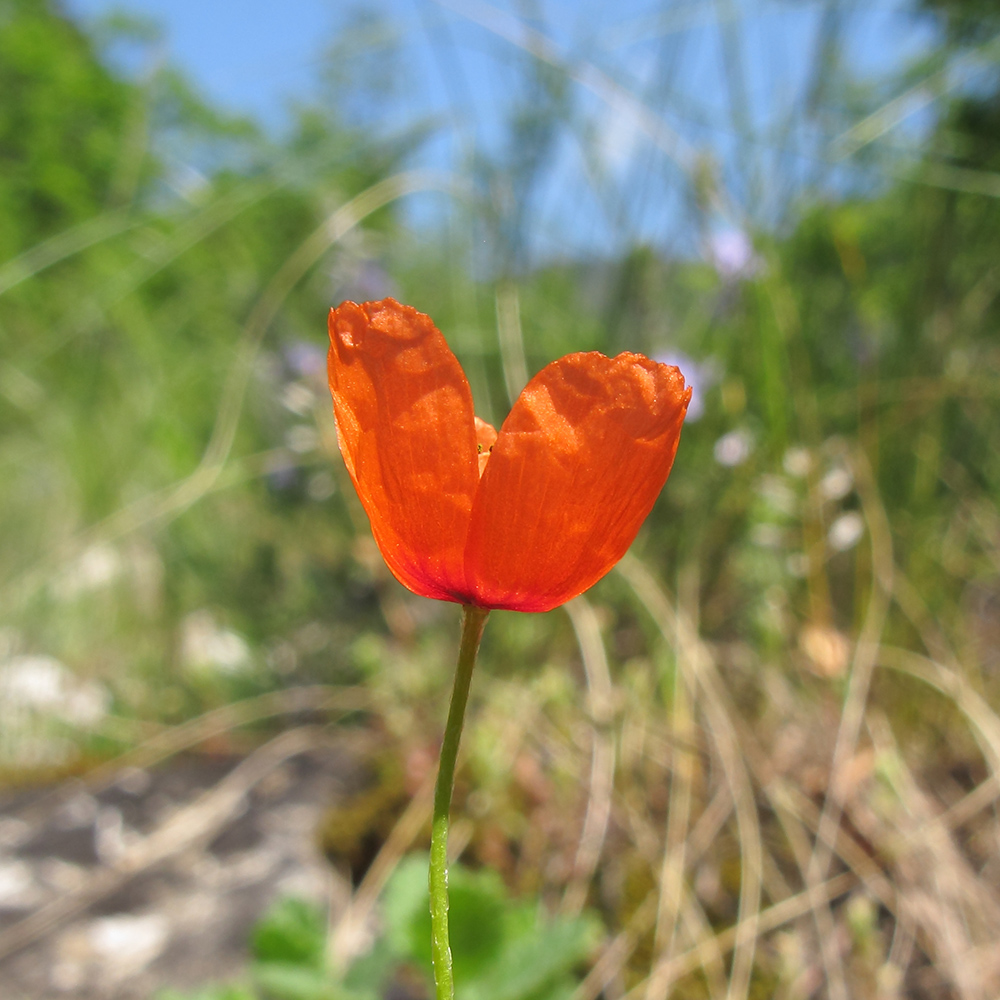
429, 605, 490, 1000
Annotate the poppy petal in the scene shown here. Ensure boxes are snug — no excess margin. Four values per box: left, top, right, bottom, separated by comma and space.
328, 299, 479, 602
465, 352, 691, 612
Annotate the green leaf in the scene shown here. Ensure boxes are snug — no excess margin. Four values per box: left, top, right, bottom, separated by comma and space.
384, 854, 507, 982
156, 987, 256, 1000
380, 855, 598, 1000
252, 963, 345, 1000
461, 911, 599, 1000
251, 897, 327, 969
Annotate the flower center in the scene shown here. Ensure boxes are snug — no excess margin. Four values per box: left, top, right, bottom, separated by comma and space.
474, 416, 498, 479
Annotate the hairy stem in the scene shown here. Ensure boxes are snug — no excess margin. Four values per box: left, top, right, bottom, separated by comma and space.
429, 604, 490, 999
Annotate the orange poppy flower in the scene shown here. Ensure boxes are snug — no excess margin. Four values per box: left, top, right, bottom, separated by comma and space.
327, 298, 691, 613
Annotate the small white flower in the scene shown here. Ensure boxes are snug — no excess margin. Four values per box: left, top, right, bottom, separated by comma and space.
707, 229, 760, 279
0, 861, 41, 908
286, 425, 319, 454
714, 428, 754, 467
783, 447, 812, 478
283, 341, 326, 379
181, 611, 251, 674
757, 475, 797, 515
750, 523, 784, 549
820, 467, 853, 501
786, 553, 809, 578
307, 470, 336, 501
0, 656, 108, 726
89, 914, 170, 976
281, 381, 315, 416
828, 511, 864, 552
54, 544, 122, 599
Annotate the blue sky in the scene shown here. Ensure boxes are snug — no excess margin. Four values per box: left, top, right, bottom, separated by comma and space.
60, 0, 935, 132
64, 0, 340, 128
61, 0, 940, 259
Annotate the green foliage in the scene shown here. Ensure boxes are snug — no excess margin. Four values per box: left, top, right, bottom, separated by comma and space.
158, 988, 257, 1000
252, 897, 328, 969
159, 860, 597, 1000
0, 0, 407, 733
378, 855, 598, 997
5, 0, 1000, 994
0, 0, 134, 255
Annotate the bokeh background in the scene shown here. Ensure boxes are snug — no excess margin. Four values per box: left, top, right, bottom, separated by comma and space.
1, 0, 999, 997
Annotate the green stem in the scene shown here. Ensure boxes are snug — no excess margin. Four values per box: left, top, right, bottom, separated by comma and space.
429, 604, 490, 1000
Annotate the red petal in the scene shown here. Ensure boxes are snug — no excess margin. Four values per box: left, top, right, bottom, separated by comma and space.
328, 299, 479, 602
465, 352, 691, 612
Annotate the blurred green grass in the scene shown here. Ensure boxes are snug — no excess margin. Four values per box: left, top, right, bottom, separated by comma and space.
2, 0, 1000, 996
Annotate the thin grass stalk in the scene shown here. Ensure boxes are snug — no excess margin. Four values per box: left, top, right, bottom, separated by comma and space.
617, 554, 762, 1000
645, 626, 694, 1000
562, 596, 616, 917
3, 171, 453, 614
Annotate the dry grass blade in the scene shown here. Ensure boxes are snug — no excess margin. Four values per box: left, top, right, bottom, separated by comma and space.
572, 891, 659, 1000
0, 209, 137, 297
617, 553, 762, 1000
430, 0, 744, 223
830, 32, 1000, 160
13, 685, 370, 825
329, 769, 437, 971
804, 445, 893, 1000
622, 873, 858, 999
95, 170, 456, 530
644, 591, 696, 1000
562, 596, 616, 918
934, 775, 1000, 834
676, 891, 728, 1000
4, 170, 456, 613
495, 281, 530, 405
877, 648, 1000, 775
865, 712, 1000, 1000
570, 783, 736, 1000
